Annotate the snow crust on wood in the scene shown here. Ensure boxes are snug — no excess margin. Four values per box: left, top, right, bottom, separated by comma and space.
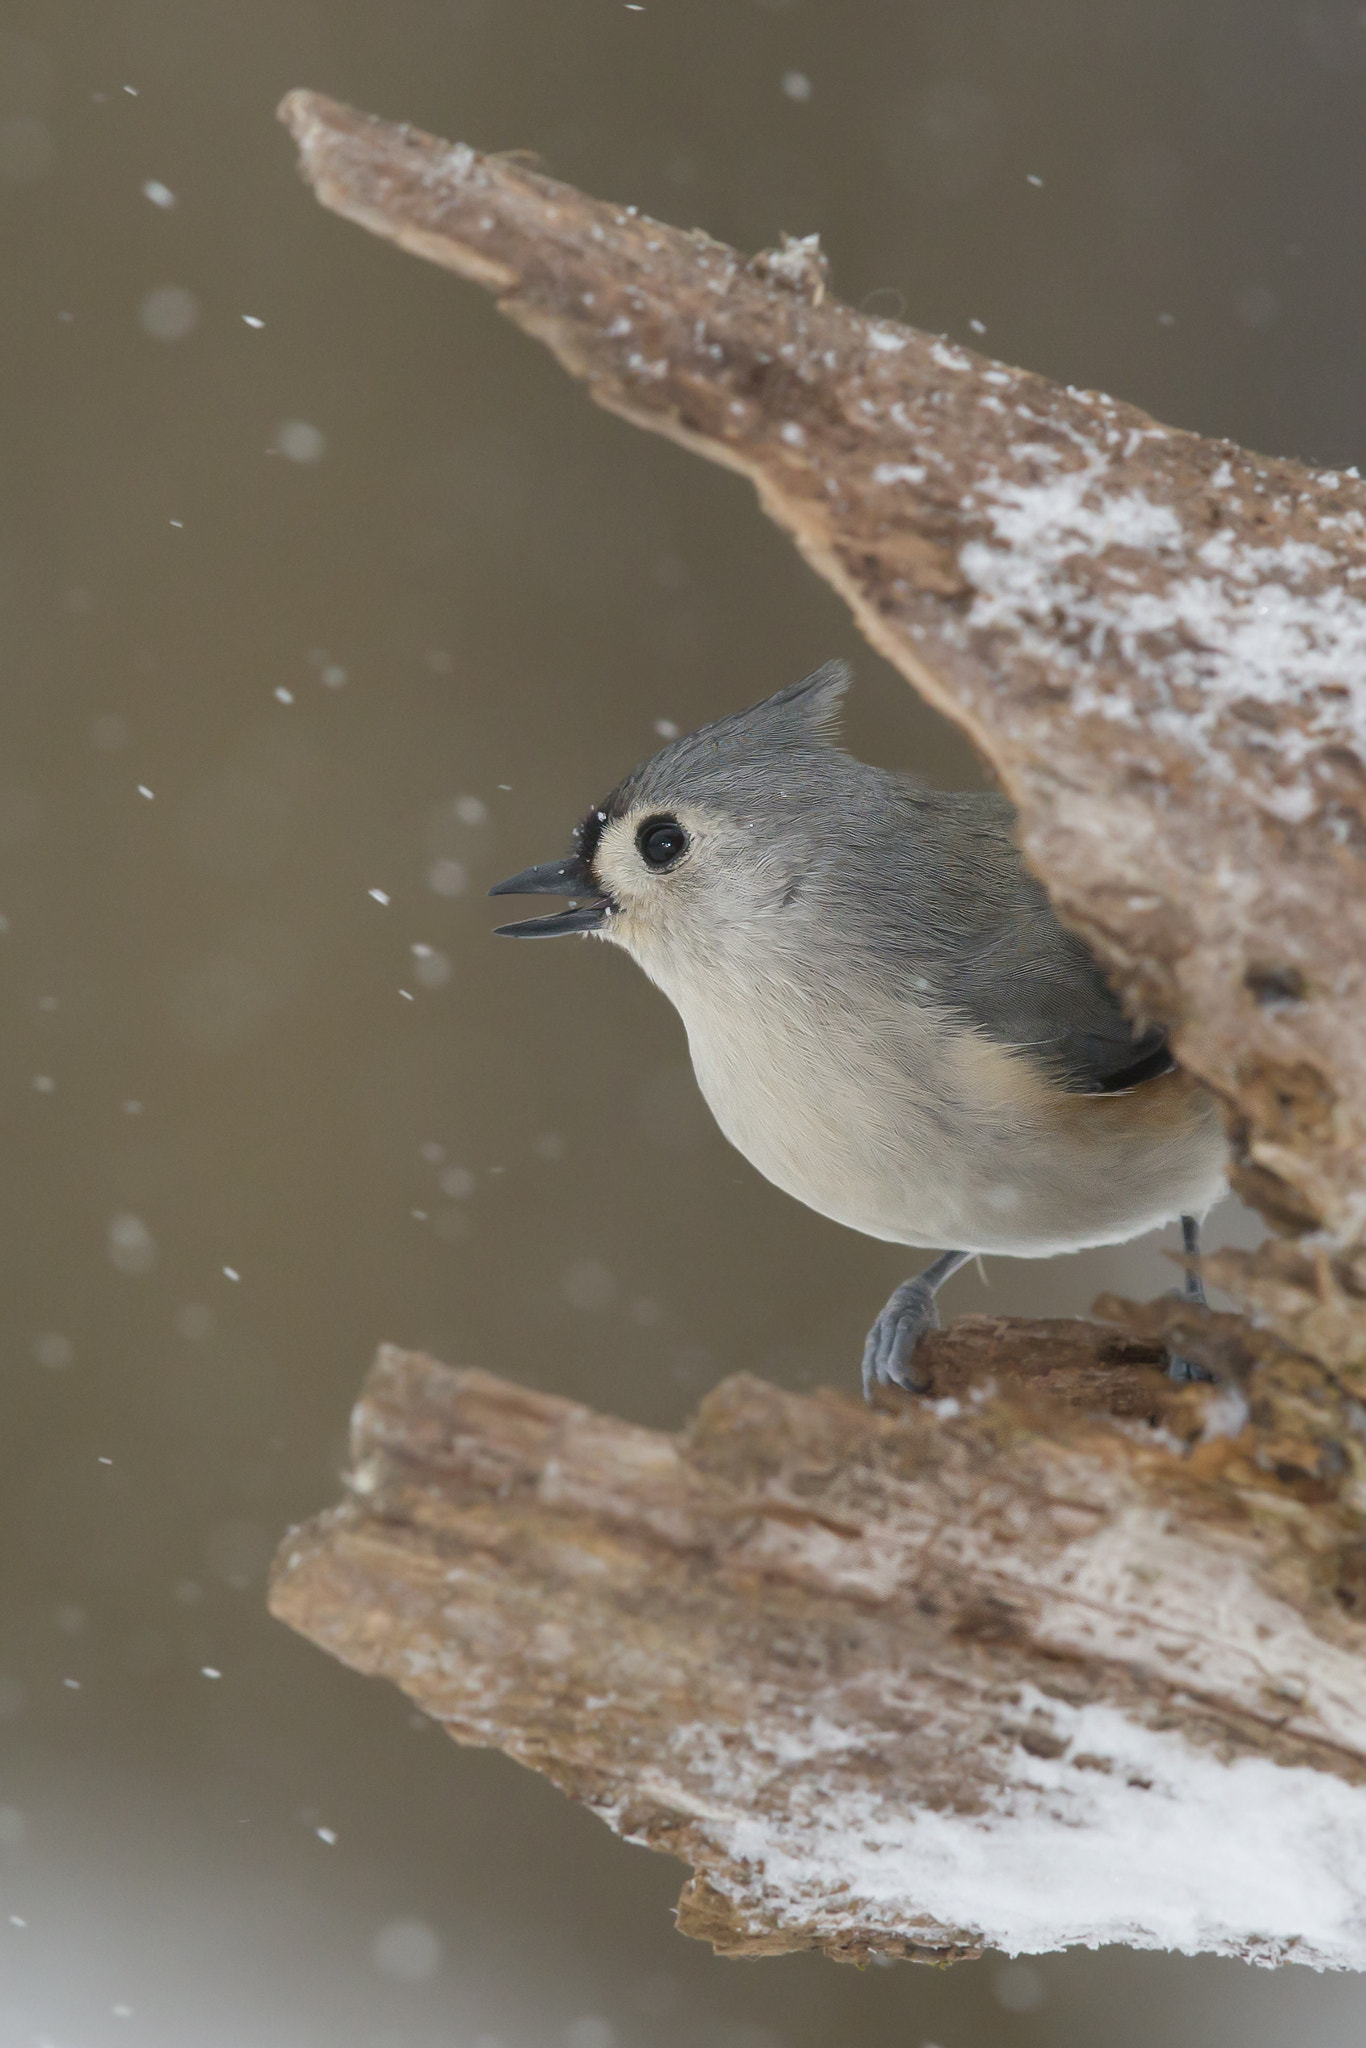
638, 1689, 1366, 1969
959, 457, 1366, 825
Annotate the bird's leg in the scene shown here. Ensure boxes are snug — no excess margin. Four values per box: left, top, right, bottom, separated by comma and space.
1181, 1212, 1209, 1308
862, 1249, 974, 1399
1167, 1212, 1216, 1382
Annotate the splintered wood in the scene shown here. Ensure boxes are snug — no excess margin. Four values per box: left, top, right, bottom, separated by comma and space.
270, 1345, 1366, 1968
272, 91, 1366, 1967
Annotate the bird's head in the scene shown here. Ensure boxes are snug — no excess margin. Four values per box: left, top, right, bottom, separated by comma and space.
489, 661, 854, 992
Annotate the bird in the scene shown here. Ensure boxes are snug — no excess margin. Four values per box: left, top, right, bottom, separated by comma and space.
489, 661, 1228, 1396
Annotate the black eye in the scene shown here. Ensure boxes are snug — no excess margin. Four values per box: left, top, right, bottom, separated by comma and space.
637, 817, 690, 870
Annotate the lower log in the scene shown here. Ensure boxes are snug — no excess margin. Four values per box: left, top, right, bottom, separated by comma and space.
269, 1337, 1366, 1969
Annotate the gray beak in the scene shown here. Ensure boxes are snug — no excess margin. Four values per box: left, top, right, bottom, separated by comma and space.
488, 855, 611, 937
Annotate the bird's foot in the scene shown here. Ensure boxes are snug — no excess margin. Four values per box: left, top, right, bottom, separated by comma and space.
862, 1278, 941, 1399
1165, 1287, 1216, 1382
1167, 1214, 1216, 1381
1166, 1347, 1216, 1384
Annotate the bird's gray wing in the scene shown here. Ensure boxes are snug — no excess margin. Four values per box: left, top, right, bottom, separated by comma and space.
865, 786, 1173, 1095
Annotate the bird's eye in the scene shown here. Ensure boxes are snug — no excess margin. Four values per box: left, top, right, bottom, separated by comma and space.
637, 817, 690, 870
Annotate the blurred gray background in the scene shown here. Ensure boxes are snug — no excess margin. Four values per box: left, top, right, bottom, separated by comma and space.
1, 1, 1363, 2042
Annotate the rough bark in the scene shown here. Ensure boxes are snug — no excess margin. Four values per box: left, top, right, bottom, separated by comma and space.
270, 1343, 1366, 1968
270, 90, 1366, 1965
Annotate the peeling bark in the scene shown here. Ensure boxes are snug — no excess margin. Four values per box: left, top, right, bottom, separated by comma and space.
270, 90, 1366, 1964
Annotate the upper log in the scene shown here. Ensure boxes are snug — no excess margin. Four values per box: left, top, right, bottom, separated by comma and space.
279, 89, 1366, 1287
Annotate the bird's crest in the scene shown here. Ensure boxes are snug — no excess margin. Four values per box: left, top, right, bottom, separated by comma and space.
597, 661, 853, 829
700, 659, 851, 756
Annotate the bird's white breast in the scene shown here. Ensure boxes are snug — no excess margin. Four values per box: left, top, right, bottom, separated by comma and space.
626, 937, 1227, 1256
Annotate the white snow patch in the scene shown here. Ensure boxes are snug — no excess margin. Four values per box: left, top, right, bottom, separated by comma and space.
967, 453, 1184, 560
762, 233, 825, 290
1199, 1383, 1250, 1440
873, 463, 927, 487
958, 450, 1366, 808
691, 1690, 1366, 1966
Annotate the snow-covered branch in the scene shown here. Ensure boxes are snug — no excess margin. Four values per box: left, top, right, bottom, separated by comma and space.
271, 1344, 1366, 1968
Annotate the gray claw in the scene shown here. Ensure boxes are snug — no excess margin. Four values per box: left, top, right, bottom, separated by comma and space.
862, 1279, 941, 1399
1167, 1351, 1216, 1384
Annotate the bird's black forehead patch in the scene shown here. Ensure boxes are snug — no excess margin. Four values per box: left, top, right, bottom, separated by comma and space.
573, 796, 618, 866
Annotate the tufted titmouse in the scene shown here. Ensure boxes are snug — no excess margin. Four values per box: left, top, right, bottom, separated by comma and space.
491, 663, 1227, 1395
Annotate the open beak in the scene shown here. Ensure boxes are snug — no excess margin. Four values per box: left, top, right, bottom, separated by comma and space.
488, 855, 612, 937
